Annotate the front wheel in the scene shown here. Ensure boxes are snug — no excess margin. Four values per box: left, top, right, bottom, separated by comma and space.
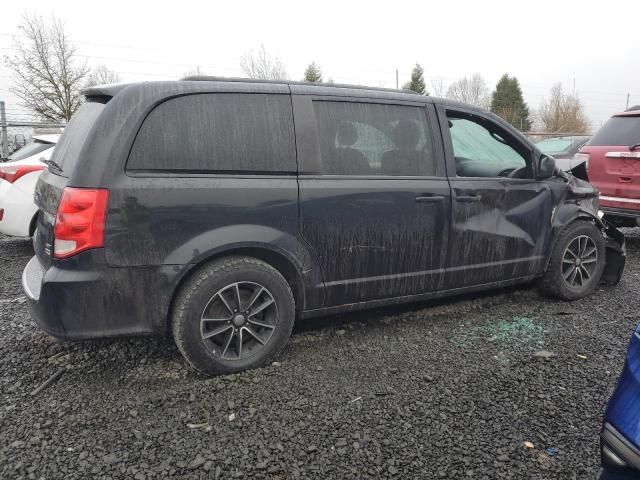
172, 256, 295, 376
539, 220, 606, 300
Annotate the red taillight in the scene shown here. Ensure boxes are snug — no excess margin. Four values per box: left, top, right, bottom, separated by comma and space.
0, 164, 45, 183
53, 188, 109, 259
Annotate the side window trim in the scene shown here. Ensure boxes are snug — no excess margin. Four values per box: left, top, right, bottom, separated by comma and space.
436, 104, 535, 180
299, 96, 439, 178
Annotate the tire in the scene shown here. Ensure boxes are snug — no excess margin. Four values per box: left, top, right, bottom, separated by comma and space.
539, 220, 605, 300
172, 256, 295, 376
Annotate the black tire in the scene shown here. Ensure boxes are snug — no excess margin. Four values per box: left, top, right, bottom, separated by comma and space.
539, 220, 605, 300
172, 256, 295, 376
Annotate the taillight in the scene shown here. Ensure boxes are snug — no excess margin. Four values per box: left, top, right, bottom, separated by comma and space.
0, 164, 45, 183
53, 188, 109, 259
573, 152, 590, 172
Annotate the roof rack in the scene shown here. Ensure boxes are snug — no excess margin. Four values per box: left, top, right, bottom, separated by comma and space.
179, 75, 419, 95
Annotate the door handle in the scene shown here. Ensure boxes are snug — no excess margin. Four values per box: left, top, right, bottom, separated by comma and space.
619, 177, 632, 183
455, 195, 482, 203
415, 195, 445, 203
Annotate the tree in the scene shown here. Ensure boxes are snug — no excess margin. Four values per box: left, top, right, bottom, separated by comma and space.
240, 45, 288, 80
85, 65, 121, 87
446, 73, 489, 108
402, 63, 427, 95
490, 74, 531, 131
538, 83, 590, 134
183, 65, 206, 78
4, 13, 89, 122
430, 77, 446, 97
303, 62, 322, 83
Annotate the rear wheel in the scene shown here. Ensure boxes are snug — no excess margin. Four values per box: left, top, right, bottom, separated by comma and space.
172, 256, 295, 376
539, 220, 605, 300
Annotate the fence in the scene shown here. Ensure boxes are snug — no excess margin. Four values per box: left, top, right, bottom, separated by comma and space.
0, 101, 66, 160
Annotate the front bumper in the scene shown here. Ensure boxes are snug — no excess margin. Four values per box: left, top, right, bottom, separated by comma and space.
601, 329, 640, 478
601, 423, 640, 479
22, 251, 180, 339
602, 222, 626, 285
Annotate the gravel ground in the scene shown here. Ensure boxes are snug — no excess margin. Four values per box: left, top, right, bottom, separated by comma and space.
1, 232, 638, 480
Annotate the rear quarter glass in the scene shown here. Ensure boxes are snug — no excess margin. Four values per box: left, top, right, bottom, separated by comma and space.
51, 102, 105, 176
589, 116, 640, 146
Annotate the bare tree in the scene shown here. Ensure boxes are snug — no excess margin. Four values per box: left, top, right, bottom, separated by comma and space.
4, 13, 89, 122
240, 45, 288, 80
430, 77, 447, 97
539, 83, 590, 133
85, 64, 121, 87
446, 73, 490, 108
183, 65, 207, 78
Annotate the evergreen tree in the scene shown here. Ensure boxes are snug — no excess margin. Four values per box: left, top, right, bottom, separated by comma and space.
490, 74, 531, 131
402, 63, 427, 95
303, 62, 322, 83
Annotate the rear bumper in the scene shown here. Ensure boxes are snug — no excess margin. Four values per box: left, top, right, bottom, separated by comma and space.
0, 179, 37, 237
22, 251, 180, 340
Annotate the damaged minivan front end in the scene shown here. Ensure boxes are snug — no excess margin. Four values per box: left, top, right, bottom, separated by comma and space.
554, 170, 626, 285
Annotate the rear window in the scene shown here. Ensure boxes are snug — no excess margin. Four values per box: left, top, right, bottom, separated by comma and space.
589, 116, 640, 146
50, 102, 105, 176
127, 93, 296, 173
7, 140, 53, 162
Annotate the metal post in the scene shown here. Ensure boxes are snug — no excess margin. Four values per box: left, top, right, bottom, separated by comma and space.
396, 69, 399, 89
0, 101, 8, 160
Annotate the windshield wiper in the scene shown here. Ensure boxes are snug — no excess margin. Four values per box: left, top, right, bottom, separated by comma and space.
630, 143, 640, 151
43, 159, 63, 173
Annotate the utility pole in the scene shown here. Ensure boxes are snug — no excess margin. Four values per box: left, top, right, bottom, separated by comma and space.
0, 101, 8, 160
396, 69, 399, 89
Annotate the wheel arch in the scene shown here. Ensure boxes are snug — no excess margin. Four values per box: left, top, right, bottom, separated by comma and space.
544, 205, 603, 272
166, 244, 309, 334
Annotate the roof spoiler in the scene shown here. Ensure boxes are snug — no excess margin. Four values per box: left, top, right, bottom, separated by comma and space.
81, 82, 132, 99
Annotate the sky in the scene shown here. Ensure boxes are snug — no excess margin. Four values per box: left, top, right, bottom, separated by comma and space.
0, 0, 639, 131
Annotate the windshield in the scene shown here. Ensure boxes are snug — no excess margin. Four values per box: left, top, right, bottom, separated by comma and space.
7, 140, 53, 162
590, 116, 640, 146
536, 138, 573, 155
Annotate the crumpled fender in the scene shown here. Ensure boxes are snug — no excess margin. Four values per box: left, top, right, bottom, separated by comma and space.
547, 172, 626, 285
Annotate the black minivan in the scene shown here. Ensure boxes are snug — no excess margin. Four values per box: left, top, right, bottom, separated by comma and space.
23, 78, 625, 375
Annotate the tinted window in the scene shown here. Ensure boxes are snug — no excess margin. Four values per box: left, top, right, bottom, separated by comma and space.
448, 116, 528, 177
8, 140, 53, 162
312, 101, 434, 176
50, 102, 104, 176
128, 94, 296, 173
589, 116, 640, 146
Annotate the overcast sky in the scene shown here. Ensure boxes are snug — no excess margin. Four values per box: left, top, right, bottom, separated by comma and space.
1, 0, 639, 130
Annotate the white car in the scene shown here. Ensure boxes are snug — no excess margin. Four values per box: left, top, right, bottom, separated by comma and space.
0, 134, 60, 237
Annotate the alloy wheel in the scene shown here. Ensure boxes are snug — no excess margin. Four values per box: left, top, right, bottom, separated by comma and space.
200, 282, 278, 360
562, 235, 598, 288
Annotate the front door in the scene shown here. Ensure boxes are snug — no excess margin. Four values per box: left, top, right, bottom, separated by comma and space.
293, 93, 451, 307
437, 106, 553, 289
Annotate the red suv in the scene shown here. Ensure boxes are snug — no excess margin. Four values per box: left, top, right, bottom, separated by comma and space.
581, 107, 640, 226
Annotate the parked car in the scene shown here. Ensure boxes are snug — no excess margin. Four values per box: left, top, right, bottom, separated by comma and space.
536, 135, 590, 176
580, 108, 640, 227
600, 324, 640, 479
0, 134, 60, 237
22, 79, 626, 375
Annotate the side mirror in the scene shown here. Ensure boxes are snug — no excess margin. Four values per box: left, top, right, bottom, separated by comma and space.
537, 154, 556, 179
